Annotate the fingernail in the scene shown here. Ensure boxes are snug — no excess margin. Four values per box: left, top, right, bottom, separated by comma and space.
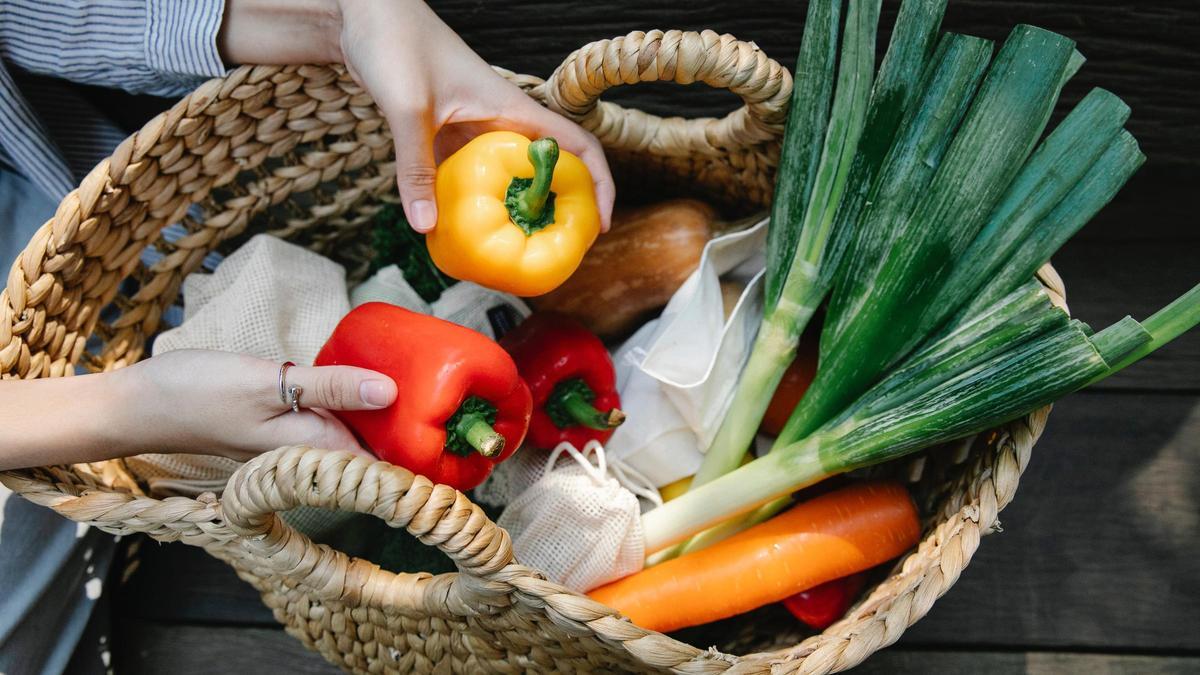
360, 379, 395, 408
409, 200, 436, 233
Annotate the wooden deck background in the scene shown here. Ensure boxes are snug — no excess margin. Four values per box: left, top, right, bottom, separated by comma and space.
109, 0, 1198, 672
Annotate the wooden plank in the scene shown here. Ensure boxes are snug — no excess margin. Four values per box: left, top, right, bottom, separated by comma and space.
114, 623, 338, 675
120, 539, 275, 625
860, 650, 1200, 674
430, 0, 1200, 169
896, 390, 1200, 651
1052, 240, 1199, 392
1023, 652, 1200, 675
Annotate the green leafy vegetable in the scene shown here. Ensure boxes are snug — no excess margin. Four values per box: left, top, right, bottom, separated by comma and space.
370, 204, 455, 303
781, 25, 1080, 446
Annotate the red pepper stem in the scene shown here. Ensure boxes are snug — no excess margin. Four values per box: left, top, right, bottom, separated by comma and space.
514, 138, 559, 220
454, 413, 505, 458
553, 383, 625, 431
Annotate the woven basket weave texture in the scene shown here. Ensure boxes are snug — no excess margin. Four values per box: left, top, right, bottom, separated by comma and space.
0, 29, 1063, 674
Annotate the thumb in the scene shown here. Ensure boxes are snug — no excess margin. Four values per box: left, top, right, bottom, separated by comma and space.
282, 365, 398, 412
390, 110, 439, 233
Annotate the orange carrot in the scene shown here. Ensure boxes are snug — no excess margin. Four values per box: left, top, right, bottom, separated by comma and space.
589, 481, 919, 633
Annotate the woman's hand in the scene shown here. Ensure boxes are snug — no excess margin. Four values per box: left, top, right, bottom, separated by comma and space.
0, 350, 397, 470
114, 350, 397, 460
220, 0, 616, 234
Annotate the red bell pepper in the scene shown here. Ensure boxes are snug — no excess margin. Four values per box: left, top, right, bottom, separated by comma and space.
315, 302, 532, 490
499, 313, 624, 449
782, 572, 868, 630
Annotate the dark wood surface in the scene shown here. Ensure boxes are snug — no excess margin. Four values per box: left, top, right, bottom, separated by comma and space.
106, 0, 1198, 672
434, 0, 1200, 169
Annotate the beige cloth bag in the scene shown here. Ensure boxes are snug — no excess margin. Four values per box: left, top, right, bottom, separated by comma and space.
124, 234, 351, 537
605, 217, 769, 487
494, 441, 660, 592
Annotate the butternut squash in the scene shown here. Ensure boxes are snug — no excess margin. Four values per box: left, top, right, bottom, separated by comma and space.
530, 199, 717, 338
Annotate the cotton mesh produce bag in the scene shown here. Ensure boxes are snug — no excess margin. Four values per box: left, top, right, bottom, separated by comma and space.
496, 441, 656, 592
124, 234, 351, 535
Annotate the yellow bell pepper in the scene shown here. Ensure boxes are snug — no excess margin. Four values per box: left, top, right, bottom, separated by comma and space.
427, 131, 600, 297
658, 452, 755, 502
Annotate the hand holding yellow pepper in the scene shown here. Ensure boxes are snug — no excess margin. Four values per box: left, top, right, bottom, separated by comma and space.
427, 131, 600, 297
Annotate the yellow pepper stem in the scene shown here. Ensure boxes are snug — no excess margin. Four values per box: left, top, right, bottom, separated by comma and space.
505, 137, 559, 235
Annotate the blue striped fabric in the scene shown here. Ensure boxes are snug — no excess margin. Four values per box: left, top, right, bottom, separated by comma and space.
1, 1, 232, 325
0, 63, 75, 197
1, 0, 230, 324
0, 0, 228, 201
1, 6, 231, 672
1, 0, 226, 97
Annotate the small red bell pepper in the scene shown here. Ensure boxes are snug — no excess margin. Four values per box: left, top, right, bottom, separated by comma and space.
761, 322, 819, 436
782, 572, 868, 630
499, 313, 624, 449
314, 303, 532, 491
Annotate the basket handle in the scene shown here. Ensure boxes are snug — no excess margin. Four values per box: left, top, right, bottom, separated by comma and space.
536, 29, 792, 158
221, 445, 513, 606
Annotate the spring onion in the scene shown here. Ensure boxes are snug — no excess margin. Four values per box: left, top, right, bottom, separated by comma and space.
780, 25, 1081, 447
643, 286, 1200, 553
688, 0, 880, 493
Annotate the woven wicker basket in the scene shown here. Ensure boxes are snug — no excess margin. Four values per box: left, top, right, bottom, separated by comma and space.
0, 30, 1065, 674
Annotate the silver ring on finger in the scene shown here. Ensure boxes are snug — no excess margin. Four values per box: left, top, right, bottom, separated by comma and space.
278, 361, 303, 414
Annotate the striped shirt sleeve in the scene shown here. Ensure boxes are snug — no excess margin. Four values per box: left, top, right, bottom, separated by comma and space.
0, 0, 228, 97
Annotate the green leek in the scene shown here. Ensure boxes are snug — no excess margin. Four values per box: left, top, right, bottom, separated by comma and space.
641, 290, 1200, 553
915, 88, 1130, 336
779, 25, 1080, 446
956, 130, 1146, 322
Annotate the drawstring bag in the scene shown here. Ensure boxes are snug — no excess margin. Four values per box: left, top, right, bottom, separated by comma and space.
496, 441, 660, 592
604, 217, 769, 487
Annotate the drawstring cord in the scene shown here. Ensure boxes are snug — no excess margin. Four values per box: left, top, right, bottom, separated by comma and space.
543, 440, 663, 508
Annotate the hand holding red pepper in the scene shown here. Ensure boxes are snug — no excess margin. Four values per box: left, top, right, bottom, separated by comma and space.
500, 313, 625, 449
315, 303, 532, 490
